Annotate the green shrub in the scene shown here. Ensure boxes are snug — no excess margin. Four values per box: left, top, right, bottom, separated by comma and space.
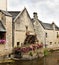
44, 49, 49, 56
29, 51, 33, 56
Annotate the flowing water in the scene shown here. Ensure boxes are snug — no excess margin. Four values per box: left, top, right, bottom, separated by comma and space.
0, 52, 59, 65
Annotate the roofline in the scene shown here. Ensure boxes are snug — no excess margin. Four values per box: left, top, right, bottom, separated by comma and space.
34, 19, 59, 30
14, 7, 32, 22
37, 19, 45, 29
0, 10, 12, 17
8, 11, 20, 13
14, 9, 23, 22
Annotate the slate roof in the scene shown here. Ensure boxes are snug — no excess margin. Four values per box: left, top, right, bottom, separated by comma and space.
0, 10, 12, 17
0, 21, 6, 32
32, 19, 59, 30
8, 11, 20, 20
41, 22, 53, 30
40, 22, 59, 30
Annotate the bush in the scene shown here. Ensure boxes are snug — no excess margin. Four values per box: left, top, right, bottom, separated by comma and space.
29, 51, 33, 56
44, 49, 48, 56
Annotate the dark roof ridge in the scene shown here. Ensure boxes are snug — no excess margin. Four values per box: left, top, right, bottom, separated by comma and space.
43, 22, 51, 25
8, 11, 20, 12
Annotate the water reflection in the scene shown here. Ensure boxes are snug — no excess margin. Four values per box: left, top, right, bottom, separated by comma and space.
14, 58, 44, 65
0, 58, 44, 65
0, 52, 59, 65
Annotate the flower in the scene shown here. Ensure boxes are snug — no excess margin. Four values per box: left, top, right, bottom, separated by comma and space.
21, 47, 27, 53
34, 44, 43, 49
0, 39, 6, 44
14, 43, 43, 53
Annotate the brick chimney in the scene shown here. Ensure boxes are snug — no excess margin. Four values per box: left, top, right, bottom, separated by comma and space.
33, 12, 38, 19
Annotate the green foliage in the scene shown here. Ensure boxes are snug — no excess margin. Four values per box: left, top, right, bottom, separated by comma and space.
44, 49, 49, 56
29, 51, 33, 56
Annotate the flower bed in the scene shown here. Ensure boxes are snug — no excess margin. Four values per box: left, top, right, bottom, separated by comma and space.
14, 44, 43, 53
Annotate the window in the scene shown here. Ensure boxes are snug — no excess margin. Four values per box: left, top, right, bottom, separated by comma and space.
25, 25, 28, 30
1, 15, 6, 25
45, 32, 47, 38
17, 42, 20, 47
57, 32, 59, 38
50, 42, 52, 45
58, 42, 59, 44
55, 42, 56, 44
0, 32, 5, 39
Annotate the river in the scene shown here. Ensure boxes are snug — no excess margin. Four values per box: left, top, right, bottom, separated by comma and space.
0, 52, 59, 65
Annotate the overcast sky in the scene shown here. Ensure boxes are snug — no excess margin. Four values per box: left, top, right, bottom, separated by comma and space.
8, 0, 59, 26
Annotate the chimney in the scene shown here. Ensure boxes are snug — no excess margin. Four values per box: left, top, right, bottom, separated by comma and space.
52, 22, 55, 30
33, 12, 38, 19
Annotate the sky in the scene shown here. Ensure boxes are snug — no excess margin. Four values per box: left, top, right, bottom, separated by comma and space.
8, 0, 59, 26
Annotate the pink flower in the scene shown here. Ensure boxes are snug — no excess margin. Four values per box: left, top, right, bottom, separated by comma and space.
0, 39, 6, 44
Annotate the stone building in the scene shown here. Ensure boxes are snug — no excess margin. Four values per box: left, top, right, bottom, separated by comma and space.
0, 0, 12, 56
33, 12, 59, 49
9, 8, 37, 47
0, 0, 59, 56
9, 8, 59, 49
0, 10, 12, 55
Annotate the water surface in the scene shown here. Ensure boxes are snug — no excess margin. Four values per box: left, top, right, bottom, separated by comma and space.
0, 52, 59, 65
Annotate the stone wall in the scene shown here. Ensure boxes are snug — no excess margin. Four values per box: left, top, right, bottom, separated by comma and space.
33, 19, 45, 44
14, 8, 34, 47
0, 12, 12, 55
45, 30, 59, 48
33, 18, 59, 49
5, 16, 12, 54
